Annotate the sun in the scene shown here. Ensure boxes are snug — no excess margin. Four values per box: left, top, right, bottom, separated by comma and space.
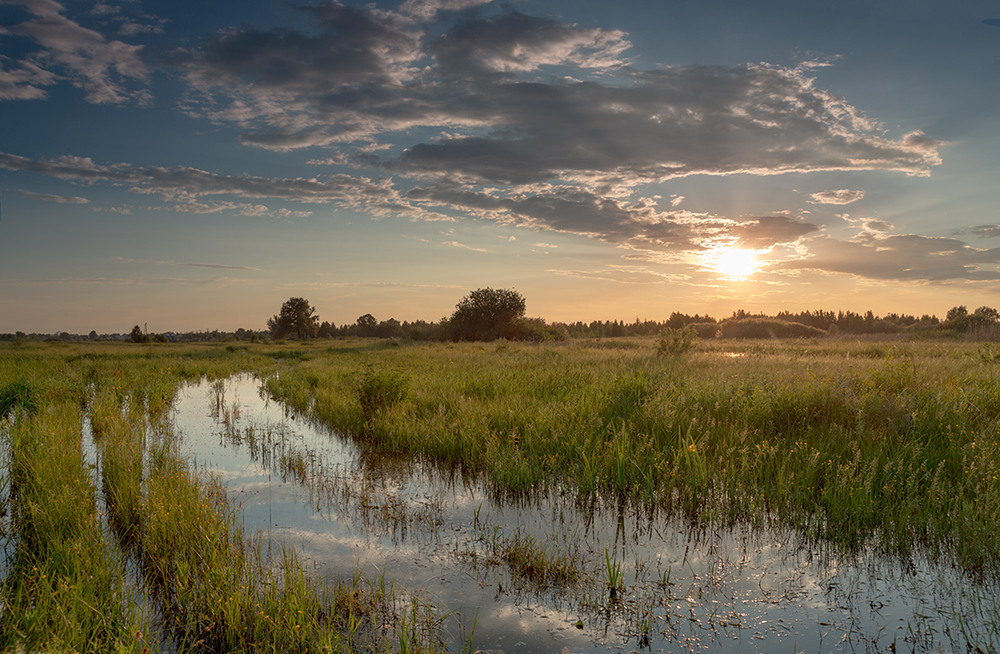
704, 246, 761, 280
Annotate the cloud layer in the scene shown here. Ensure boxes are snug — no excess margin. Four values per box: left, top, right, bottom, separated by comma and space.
5, 0, 984, 287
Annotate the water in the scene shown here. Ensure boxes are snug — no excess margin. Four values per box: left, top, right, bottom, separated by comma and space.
168, 375, 1000, 652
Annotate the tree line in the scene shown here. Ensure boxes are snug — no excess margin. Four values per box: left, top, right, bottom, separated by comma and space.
3, 292, 994, 344
261, 290, 1000, 343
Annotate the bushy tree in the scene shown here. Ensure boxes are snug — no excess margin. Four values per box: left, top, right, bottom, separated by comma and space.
268, 297, 320, 339
129, 324, 150, 343
356, 313, 377, 337
448, 287, 526, 341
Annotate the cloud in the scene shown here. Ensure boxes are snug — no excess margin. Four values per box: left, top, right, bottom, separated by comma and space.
729, 216, 820, 249
407, 182, 703, 250
428, 10, 630, 76
548, 265, 689, 285
176, 2, 427, 147
116, 256, 264, 272
18, 189, 88, 203
972, 225, 1000, 238
399, 0, 493, 20
171, 0, 943, 190
393, 65, 942, 187
1, 0, 149, 104
862, 219, 893, 233
778, 233, 1000, 281
808, 189, 865, 205
0, 150, 395, 206
442, 240, 488, 252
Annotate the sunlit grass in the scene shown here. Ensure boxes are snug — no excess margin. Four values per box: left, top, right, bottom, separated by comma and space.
2, 336, 999, 652
0, 341, 448, 651
259, 337, 1000, 575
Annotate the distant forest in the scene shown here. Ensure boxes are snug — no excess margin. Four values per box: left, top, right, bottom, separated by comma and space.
6, 305, 1000, 343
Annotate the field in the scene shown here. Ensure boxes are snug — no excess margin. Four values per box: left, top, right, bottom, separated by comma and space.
2, 336, 1000, 651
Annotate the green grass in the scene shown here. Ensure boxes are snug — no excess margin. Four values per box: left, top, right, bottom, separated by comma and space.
0, 342, 447, 652
256, 337, 1000, 575
3, 335, 1000, 650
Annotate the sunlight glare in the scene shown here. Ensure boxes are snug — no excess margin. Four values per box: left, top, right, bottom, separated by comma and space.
706, 247, 760, 280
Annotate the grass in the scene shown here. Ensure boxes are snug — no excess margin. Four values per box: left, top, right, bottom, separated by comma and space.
0, 342, 447, 652
255, 337, 1000, 576
3, 335, 1000, 649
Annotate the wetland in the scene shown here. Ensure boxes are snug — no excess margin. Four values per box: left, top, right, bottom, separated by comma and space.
2, 337, 999, 651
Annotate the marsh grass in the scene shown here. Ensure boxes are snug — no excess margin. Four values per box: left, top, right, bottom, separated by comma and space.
255, 338, 1000, 576
0, 342, 451, 652
356, 364, 410, 423
0, 402, 149, 652
4, 337, 1000, 648
488, 528, 582, 588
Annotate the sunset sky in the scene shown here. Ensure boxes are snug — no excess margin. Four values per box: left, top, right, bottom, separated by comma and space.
2, 0, 999, 333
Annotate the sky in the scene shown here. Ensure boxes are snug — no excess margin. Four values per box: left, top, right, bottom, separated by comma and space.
1, 0, 999, 333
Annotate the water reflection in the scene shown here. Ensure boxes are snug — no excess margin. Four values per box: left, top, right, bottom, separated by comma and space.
169, 374, 1000, 652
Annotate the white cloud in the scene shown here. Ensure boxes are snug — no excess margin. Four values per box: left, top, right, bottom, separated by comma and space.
808, 189, 865, 205
442, 240, 488, 252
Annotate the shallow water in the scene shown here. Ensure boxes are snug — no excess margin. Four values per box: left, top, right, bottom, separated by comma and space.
169, 374, 1000, 653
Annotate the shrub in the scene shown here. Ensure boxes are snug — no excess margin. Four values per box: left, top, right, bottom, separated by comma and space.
717, 318, 826, 339
689, 322, 719, 339
356, 365, 410, 422
657, 326, 698, 355
513, 317, 570, 342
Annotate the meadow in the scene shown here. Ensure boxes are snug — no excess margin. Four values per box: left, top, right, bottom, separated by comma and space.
1, 335, 999, 651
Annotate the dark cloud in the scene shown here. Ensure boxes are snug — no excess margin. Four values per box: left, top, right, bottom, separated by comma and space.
972, 225, 1000, 238
862, 219, 893, 233
778, 233, 1000, 281
0, 150, 395, 204
407, 182, 699, 250
730, 216, 819, 249
428, 10, 629, 77
177, 3, 941, 187
396, 64, 942, 184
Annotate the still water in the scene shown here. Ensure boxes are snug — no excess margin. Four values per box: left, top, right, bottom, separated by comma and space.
169, 375, 1000, 652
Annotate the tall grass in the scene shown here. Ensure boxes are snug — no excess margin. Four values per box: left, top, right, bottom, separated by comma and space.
257, 338, 1000, 575
0, 401, 149, 652
0, 341, 448, 652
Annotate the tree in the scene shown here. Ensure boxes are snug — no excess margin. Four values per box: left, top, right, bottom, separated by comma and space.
268, 297, 320, 339
129, 324, 150, 343
356, 313, 377, 337
946, 305, 968, 322
448, 287, 526, 341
